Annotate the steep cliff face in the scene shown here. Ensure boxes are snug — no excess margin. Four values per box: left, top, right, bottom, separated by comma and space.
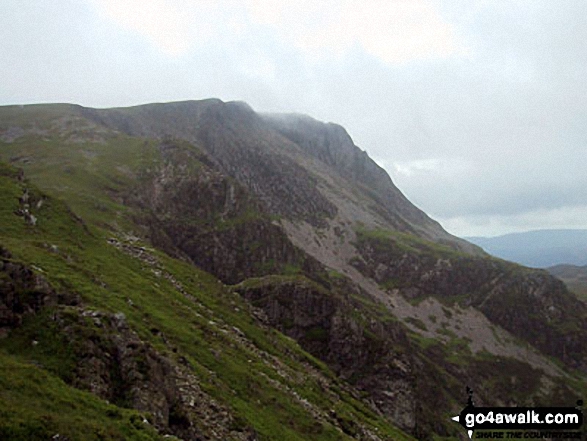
124, 138, 325, 284
1, 100, 586, 440
261, 113, 444, 238
80, 101, 475, 250
234, 276, 416, 432
352, 228, 587, 373
231, 270, 585, 439
83, 101, 339, 227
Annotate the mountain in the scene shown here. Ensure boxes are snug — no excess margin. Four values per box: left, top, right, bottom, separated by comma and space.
1, 100, 586, 440
466, 229, 587, 268
548, 264, 587, 302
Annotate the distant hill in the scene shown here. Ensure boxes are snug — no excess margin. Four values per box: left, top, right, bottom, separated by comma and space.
466, 229, 587, 268
547, 264, 587, 301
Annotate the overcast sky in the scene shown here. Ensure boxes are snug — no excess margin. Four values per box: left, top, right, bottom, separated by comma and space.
1, 0, 586, 237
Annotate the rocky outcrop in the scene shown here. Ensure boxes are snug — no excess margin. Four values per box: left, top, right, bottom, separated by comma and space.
234, 276, 417, 433
0, 246, 257, 440
82, 100, 475, 252
232, 275, 556, 439
0, 247, 77, 337
126, 139, 325, 284
262, 113, 480, 252
56, 307, 257, 440
352, 230, 587, 370
262, 115, 425, 230
84, 101, 338, 227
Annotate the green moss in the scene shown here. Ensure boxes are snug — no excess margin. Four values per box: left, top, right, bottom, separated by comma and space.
405, 317, 428, 331
326, 269, 345, 280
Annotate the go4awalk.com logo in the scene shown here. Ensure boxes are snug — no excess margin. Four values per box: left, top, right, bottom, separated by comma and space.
451, 387, 583, 439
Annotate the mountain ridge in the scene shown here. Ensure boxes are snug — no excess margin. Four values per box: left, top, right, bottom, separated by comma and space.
1, 99, 586, 440
466, 229, 587, 268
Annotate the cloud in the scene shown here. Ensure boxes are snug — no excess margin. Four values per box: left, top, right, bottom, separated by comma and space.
2, 0, 586, 236
91, 0, 468, 63
390, 157, 473, 178
388, 148, 587, 220
246, 0, 469, 63
91, 0, 242, 56
439, 205, 587, 238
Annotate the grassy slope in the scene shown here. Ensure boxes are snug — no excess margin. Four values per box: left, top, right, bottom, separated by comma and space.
0, 353, 161, 441
0, 126, 412, 441
548, 265, 587, 302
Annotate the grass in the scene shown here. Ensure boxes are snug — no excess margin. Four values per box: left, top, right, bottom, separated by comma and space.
0, 150, 413, 441
354, 224, 465, 258
405, 316, 428, 331
0, 352, 160, 440
0, 132, 161, 232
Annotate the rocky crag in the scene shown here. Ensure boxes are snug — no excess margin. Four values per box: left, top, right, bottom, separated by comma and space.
1, 100, 586, 440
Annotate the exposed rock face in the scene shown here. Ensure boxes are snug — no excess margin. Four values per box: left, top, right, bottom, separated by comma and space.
84, 102, 338, 227
0, 247, 80, 336
126, 139, 325, 284
58, 308, 257, 440
352, 231, 587, 370
0, 247, 256, 440
81, 100, 478, 251
262, 114, 440, 237
234, 276, 417, 433
232, 275, 575, 440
